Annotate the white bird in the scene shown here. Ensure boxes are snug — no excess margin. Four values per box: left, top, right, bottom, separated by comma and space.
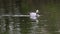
30, 10, 40, 20
30, 12, 37, 20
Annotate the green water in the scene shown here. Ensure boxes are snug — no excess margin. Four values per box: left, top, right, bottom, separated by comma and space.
0, 10, 60, 34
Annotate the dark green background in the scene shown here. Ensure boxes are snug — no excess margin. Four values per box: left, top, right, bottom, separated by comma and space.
0, 0, 60, 34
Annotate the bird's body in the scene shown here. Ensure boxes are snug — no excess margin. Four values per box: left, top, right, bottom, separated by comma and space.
30, 12, 37, 20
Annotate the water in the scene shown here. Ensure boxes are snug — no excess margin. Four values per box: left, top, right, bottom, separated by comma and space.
0, 11, 60, 34
0, 15, 49, 34
0, 12, 60, 34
